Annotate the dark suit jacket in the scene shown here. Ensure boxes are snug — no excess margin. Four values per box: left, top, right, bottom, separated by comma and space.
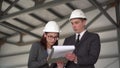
63, 31, 101, 68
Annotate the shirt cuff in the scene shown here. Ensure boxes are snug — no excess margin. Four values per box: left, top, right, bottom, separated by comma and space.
74, 57, 78, 64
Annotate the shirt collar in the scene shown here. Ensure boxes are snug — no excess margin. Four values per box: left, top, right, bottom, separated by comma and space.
76, 30, 86, 40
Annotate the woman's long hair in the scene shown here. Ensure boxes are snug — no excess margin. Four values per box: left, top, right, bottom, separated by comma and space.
40, 32, 59, 50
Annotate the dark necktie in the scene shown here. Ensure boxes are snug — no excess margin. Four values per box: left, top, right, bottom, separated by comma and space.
74, 34, 80, 54
76, 34, 80, 44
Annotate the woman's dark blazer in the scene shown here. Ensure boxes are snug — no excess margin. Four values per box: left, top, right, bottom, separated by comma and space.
28, 42, 49, 68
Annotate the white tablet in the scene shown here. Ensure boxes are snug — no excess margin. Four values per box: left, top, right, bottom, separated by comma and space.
52, 45, 75, 58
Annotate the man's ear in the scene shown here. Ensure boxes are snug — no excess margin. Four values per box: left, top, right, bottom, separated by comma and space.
83, 20, 86, 25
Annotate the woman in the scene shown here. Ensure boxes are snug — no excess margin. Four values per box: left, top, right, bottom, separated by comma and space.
28, 21, 62, 68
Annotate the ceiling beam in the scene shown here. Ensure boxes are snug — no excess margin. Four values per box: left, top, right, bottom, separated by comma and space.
61, 25, 116, 39
3, 0, 69, 24
1, 0, 115, 44
117, 28, 120, 68
0, 0, 72, 39
86, 6, 111, 28
29, 13, 48, 23
0, 38, 6, 46
0, 21, 41, 39
0, 0, 4, 15
0, 0, 3, 9
5, 25, 117, 46
115, 0, 120, 27
54, 0, 115, 28
5, 31, 117, 46
4, 3, 116, 45
0, 51, 29, 58
4, 0, 47, 23
88, 0, 119, 27
1, 0, 114, 39
101, 37, 117, 43
0, 0, 72, 22
6, 39, 38, 46
89, 25, 116, 33
33, 0, 45, 6
66, 3, 76, 10
0, 31, 11, 36
60, 20, 69, 29
0, 0, 36, 30
18, 33, 24, 43
47, 8, 63, 19
14, 18, 35, 28
2, 0, 20, 15
1, 0, 40, 29
99, 54, 118, 59
116, 0, 120, 65
1, 22, 20, 32
4, 0, 24, 10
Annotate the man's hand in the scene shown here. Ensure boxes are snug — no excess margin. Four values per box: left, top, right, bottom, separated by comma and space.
65, 52, 77, 61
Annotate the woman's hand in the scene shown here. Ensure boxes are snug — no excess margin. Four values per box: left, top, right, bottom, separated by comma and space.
56, 61, 64, 68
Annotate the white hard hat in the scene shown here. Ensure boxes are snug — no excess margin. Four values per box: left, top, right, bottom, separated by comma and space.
43, 21, 60, 32
69, 9, 86, 20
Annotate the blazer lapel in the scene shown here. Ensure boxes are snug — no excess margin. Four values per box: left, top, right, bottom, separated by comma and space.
72, 34, 76, 44
68, 34, 76, 45
76, 31, 89, 46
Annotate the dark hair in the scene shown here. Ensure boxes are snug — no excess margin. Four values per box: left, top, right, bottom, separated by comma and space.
81, 18, 87, 20
40, 32, 59, 50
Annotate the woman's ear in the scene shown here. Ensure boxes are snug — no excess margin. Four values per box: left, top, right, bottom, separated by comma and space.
43, 33, 47, 38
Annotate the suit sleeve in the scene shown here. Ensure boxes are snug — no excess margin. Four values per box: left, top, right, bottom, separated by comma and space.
28, 43, 47, 68
63, 35, 75, 45
77, 34, 101, 65
63, 38, 67, 45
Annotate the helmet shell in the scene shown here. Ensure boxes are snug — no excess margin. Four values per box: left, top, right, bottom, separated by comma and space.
43, 21, 60, 32
69, 9, 86, 20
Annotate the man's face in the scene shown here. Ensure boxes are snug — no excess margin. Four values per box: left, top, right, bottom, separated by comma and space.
70, 18, 86, 33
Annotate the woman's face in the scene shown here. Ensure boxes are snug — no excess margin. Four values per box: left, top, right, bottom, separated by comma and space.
44, 32, 59, 46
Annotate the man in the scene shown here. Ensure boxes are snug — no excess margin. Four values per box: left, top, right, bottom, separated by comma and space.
63, 9, 101, 68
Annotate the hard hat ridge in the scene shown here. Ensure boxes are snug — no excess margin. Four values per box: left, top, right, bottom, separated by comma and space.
69, 9, 86, 20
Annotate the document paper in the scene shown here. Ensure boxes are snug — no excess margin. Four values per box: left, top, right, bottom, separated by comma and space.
48, 45, 75, 63
52, 45, 75, 58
